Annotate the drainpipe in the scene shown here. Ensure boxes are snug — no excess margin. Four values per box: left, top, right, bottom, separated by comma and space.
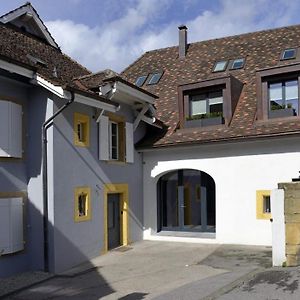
42, 92, 75, 272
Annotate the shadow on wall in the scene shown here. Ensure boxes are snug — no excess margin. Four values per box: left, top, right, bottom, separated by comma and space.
1, 202, 116, 299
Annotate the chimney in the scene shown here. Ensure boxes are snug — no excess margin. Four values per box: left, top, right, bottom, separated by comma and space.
178, 25, 188, 59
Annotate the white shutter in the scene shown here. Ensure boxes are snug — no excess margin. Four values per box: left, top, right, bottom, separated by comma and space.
0, 100, 22, 158
125, 122, 134, 163
0, 101, 10, 156
98, 115, 109, 161
10, 102, 22, 158
0, 197, 24, 255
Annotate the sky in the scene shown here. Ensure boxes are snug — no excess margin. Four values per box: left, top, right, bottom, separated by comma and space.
1, 0, 300, 73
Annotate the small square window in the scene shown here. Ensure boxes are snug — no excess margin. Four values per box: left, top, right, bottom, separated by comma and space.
148, 72, 163, 85
74, 187, 91, 222
256, 190, 271, 220
213, 60, 228, 72
282, 48, 296, 60
230, 58, 245, 70
135, 75, 148, 87
74, 113, 90, 147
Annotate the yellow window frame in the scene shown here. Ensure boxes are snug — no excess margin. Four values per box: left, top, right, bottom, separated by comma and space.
256, 190, 272, 220
74, 112, 90, 147
74, 187, 91, 222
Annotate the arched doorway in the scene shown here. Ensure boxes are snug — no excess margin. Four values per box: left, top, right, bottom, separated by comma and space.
157, 169, 215, 232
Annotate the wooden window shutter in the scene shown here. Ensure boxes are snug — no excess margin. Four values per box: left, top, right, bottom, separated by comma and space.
0, 100, 22, 158
125, 122, 134, 163
98, 115, 109, 161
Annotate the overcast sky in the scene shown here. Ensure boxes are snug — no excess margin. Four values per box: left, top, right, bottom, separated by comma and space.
1, 0, 300, 72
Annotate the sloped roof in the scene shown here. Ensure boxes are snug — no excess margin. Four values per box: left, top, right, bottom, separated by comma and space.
0, 2, 59, 48
122, 24, 300, 149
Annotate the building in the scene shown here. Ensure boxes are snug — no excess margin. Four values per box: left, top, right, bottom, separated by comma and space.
121, 25, 300, 245
1, 3, 300, 278
0, 3, 157, 277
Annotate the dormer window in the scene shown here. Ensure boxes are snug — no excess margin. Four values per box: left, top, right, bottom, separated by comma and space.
269, 79, 298, 118
178, 76, 243, 129
281, 48, 296, 60
256, 64, 300, 121
230, 58, 245, 70
213, 60, 228, 72
147, 72, 163, 85
135, 75, 148, 87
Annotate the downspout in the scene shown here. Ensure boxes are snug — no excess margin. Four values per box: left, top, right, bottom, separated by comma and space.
42, 92, 75, 272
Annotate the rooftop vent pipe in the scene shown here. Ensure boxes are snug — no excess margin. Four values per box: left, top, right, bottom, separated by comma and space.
178, 25, 188, 59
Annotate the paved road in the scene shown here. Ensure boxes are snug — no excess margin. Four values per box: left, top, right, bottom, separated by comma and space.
3, 241, 273, 300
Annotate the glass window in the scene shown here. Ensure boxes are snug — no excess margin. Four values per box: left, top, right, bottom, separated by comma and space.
148, 72, 163, 85
230, 58, 245, 70
269, 79, 298, 115
78, 194, 87, 217
189, 91, 223, 118
263, 195, 271, 214
109, 121, 119, 160
190, 94, 206, 116
282, 48, 296, 60
213, 60, 228, 72
135, 75, 148, 87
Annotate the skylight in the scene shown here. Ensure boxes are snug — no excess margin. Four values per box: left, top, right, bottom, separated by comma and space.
282, 48, 296, 60
213, 60, 228, 72
148, 72, 163, 85
230, 58, 245, 70
135, 75, 148, 87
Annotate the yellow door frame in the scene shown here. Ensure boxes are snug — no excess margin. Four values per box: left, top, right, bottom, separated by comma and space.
103, 183, 129, 253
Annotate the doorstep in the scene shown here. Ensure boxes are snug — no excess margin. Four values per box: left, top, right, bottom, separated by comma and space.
143, 230, 220, 244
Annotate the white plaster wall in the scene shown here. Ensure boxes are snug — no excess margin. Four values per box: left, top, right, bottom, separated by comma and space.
143, 137, 300, 246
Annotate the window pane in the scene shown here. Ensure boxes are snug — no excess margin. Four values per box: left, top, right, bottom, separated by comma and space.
285, 80, 298, 100
135, 75, 147, 87
282, 49, 296, 60
148, 72, 163, 85
111, 147, 118, 159
231, 58, 245, 69
78, 194, 87, 216
208, 91, 223, 104
269, 83, 283, 101
213, 61, 227, 72
263, 195, 271, 213
190, 100, 206, 115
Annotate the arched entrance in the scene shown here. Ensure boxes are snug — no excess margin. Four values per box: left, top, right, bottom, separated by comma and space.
157, 169, 215, 232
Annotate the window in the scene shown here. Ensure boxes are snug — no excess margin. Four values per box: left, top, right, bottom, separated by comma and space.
99, 115, 134, 163
0, 100, 22, 158
74, 113, 90, 147
263, 195, 271, 213
147, 72, 163, 85
135, 75, 148, 87
178, 76, 243, 128
74, 187, 91, 222
256, 190, 271, 220
282, 48, 296, 60
230, 58, 245, 70
109, 121, 119, 160
0, 196, 24, 254
269, 79, 298, 118
213, 60, 228, 72
256, 64, 300, 121
189, 91, 223, 118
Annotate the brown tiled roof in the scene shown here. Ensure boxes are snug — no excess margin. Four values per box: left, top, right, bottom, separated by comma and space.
75, 69, 118, 89
0, 22, 91, 86
122, 24, 300, 149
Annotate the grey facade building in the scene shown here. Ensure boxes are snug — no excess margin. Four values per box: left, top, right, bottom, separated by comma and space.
0, 3, 157, 277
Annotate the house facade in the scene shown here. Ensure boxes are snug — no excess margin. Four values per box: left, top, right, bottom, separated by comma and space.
2, 3, 300, 278
122, 25, 300, 246
0, 3, 157, 277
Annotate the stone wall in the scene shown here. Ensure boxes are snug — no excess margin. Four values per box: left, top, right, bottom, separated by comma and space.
279, 182, 300, 267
